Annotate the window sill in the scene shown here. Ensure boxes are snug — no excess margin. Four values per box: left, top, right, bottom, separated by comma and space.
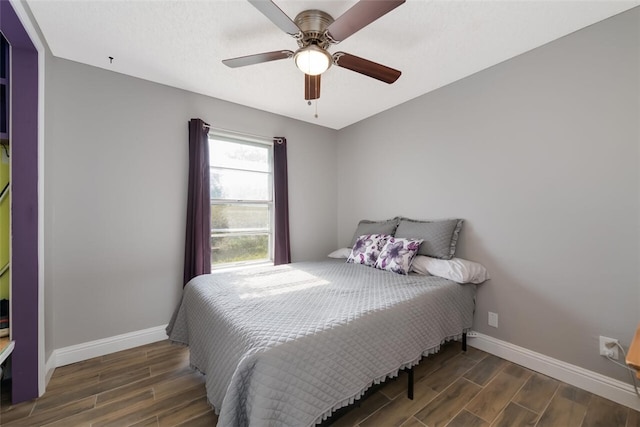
210, 261, 274, 274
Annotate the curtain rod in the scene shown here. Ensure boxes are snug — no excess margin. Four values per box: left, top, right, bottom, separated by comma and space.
204, 124, 284, 144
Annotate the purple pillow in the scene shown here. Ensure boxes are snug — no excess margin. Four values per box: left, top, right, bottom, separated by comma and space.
347, 234, 390, 267
375, 237, 424, 275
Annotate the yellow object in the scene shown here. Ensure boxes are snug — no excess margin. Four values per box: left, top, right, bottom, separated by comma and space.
627, 324, 640, 380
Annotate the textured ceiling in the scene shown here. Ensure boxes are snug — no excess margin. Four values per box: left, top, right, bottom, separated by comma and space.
26, 0, 639, 130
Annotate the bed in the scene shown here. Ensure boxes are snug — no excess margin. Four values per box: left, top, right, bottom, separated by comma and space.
166, 258, 477, 426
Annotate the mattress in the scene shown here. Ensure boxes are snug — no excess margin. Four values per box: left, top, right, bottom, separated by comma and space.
167, 259, 476, 426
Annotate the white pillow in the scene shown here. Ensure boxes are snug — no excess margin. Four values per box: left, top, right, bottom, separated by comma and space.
327, 248, 351, 259
411, 255, 490, 284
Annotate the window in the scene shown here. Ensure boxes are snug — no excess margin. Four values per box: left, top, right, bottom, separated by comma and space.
209, 134, 273, 268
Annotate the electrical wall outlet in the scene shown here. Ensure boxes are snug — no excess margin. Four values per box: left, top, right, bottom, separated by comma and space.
488, 312, 498, 328
599, 336, 619, 360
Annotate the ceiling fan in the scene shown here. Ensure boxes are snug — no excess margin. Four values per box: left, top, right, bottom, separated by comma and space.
222, 0, 405, 101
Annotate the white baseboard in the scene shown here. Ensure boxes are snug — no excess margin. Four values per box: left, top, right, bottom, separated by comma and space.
45, 325, 168, 385
45, 352, 56, 386
467, 331, 640, 412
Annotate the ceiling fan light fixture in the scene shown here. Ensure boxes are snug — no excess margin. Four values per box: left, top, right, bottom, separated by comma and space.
294, 45, 332, 76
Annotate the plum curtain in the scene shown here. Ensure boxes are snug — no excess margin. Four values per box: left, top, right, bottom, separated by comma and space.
183, 118, 211, 286
273, 137, 291, 265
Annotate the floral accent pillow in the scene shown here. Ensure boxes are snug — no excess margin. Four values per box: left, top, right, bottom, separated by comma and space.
375, 237, 424, 275
347, 234, 390, 267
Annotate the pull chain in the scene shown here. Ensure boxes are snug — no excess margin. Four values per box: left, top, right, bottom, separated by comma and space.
307, 99, 319, 119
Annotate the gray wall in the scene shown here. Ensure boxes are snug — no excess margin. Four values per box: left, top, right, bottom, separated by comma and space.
336, 9, 639, 382
44, 57, 338, 356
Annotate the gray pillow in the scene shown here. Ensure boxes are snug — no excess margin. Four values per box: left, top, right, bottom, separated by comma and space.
350, 218, 399, 247
394, 218, 463, 259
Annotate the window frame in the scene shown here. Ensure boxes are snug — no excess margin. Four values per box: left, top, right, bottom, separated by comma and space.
208, 132, 275, 269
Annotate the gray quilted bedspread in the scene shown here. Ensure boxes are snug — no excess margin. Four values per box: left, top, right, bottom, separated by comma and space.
166, 260, 476, 427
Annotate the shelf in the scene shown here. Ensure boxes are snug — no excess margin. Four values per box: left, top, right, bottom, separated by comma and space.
0, 337, 13, 365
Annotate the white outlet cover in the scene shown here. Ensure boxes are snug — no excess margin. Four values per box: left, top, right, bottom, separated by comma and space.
599, 336, 619, 360
488, 312, 498, 328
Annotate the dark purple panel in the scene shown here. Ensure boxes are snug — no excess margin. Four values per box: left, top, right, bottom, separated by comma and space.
1, 1, 36, 50
0, 0, 40, 403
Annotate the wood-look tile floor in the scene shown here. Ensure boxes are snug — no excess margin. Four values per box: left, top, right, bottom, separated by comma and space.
0, 340, 638, 426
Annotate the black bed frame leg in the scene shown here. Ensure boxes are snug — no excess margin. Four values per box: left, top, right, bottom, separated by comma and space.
462, 332, 467, 352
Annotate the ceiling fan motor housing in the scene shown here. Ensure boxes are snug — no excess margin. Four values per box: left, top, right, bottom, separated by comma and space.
294, 10, 334, 49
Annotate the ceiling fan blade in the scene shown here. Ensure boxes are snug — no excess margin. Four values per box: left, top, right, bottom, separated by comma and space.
333, 52, 401, 84
326, 0, 405, 43
222, 50, 293, 68
305, 74, 321, 100
248, 0, 302, 36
